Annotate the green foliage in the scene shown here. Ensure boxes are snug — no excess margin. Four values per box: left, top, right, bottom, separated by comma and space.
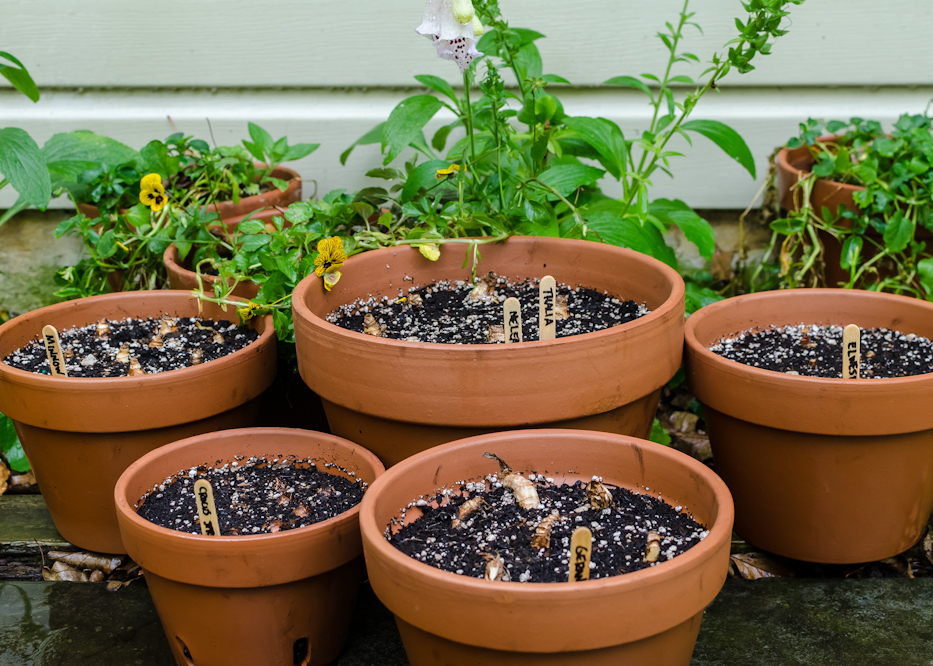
0, 412, 29, 473
763, 113, 933, 298
650, 418, 672, 446
0, 128, 50, 208
0, 51, 39, 102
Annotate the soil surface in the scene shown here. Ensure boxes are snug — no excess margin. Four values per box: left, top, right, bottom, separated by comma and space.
328, 273, 649, 344
137, 455, 366, 535
709, 324, 933, 378
387, 469, 707, 583
3, 316, 258, 377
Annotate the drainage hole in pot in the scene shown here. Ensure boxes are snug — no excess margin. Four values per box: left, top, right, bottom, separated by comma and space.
293, 637, 309, 665
175, 637, 194, 666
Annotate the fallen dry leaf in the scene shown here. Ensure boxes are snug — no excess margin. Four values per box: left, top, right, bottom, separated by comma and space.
879, 557, 914, 578
0, 460, 9, 496
710, 248, 735, 282
924, 528, 933, 566
48, 551, 123, 574
9, 470, 37, 488
269, 520, 284, 534
43, 561, 89, 582
729, 553, 793, 580
669, 411, 699, 434
89, 570, 105, 583
293, 503, 310, 518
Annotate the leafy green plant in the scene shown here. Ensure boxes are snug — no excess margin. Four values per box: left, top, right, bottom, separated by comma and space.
757, 112, 933, 297
0, 412, 29, 473
0, 51, 39, 102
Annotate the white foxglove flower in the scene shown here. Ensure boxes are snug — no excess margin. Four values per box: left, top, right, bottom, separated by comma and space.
415, 0, 480, 73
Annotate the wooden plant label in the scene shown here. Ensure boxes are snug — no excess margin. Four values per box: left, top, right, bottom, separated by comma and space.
503, 297, 523, 344
569, 526, 593, 582
843, 324, 860, 379
41, 325, 68, 377
193, 479, 220, 536
538, 275, 557, 341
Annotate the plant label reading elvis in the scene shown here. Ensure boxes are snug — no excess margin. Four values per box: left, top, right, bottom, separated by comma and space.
843, 324, 861, 380
193, 479, 220, 536
538, 275, 557, 341
41, 325, 68, 377
569, 527, 593, 582
503, 297, 523, 344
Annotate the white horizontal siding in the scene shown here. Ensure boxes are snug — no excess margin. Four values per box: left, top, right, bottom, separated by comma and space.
2, 86, 931, 210
0, 0, 931, 88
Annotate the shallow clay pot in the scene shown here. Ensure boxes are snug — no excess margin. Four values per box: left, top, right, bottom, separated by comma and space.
359, 429, 733, 665
292, 237, 685, 466
685, 288, 933, 563
76, 165, 301, 225
164, 244, 260, 300
0, 291, 276, 553
115, 427, 385, 666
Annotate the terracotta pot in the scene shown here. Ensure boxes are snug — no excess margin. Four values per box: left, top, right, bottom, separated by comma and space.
775, 139, 933, 287
0, 291, 277, 553
75, 165, 301, 224
164, 244, 260, 300
115, 427, 384, 666
359, 428, 733, 665
684, 288, 933, 563
292, 237, 685, 467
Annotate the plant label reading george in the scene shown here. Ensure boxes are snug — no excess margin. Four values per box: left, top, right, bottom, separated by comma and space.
41, 325, 68, 377
843, 324, 860, 379
193, 479, 220, 537
538, 275, 557, 341
503, 297, 523, 344
569, 526, 593, 582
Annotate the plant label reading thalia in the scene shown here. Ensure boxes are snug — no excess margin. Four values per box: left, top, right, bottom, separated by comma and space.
193, 479, 220, 536
503, 297, 523, 344
843, 324, 861, 379
569, 526, 593, 582
41, 325, 68, 377
538, 275, 557, 341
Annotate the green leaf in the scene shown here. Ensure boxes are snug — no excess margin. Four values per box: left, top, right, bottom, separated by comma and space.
42, 131, 138, 183
582, 199, 678, 268
514, 43, 543, 81
414, 75, 458, 103
603, 75, 653, 98
563, 117, 626, 180
681, 119, 756, 179
918, 258, 933, 282
684, 282, 724, 314
140, 140, 182, 179
268, 177, 289, 192
341, 123, 385, 165
247, 122, 274, 155
237, 219, 266, 235
284, 201, 313, 224
542, 74, 572, 85
125, 203, 150, 228
0, 51, 39, 102
523, 198, 552, 226
240, 234, 272, 253
883, 212, 914, 253
400, 159, 449, 203
649, 418, 671, 446
283, 142, 319, 161
97, 229, 117, 259
0, 127, 50, 207
649, 199, 716, 261
382, 96, 444, 165
0, 412, 29, 472
536, 164, 605, 197
840, 235, 862, 270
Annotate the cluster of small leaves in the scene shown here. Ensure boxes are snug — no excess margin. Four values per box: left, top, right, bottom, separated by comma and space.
726, 0, 805, 74
763, 112, 933, 297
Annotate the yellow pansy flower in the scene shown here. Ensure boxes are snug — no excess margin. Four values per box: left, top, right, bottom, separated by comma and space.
436, 163, 465, 180
139, 173, 167, 211
322, 271, 342, 292
314, 237, 347, 277
236, 301, 264, 322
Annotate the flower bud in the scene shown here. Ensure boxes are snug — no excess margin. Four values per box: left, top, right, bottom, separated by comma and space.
471, 15, 484, 36
452, 0, 474, 24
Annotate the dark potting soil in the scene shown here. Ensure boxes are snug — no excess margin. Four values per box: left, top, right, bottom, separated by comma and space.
709, 324, 933, 378
387, 471, 708, 583
3, 316, 258, 377
327, 273, 649, 344
136, 455, 367, 535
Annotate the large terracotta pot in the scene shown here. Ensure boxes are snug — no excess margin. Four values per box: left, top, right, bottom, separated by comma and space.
292, 237, 685, 466
115, 427, 384, 666
76, 165, 301, 225
359, 429, 733, 665
164, 244, 260, 300
684, 288, 933, 563
0, 291, 277, 553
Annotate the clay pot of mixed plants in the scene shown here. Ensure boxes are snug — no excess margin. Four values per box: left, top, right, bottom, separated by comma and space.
164, 244, 260, 300
76, 166, 301, 224
0, 291, 276, 553
115, 427, 385, 666
292, 237, 685, 466
684, 288, 933, 563
359, 428, 733, 665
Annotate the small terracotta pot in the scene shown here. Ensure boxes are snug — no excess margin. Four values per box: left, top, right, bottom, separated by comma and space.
0, 291, 277, 553
292, 237, 685, 466
76, 165, 301, 224
685, 288, 933, 563
359, 429, 733, 665
164, 244, 260, 300
115, 427, 385, 666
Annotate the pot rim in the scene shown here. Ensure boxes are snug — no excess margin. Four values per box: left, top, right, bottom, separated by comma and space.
685, 288, 933, 391
775, 137, 865, 195
0, 290, 273, 392
293, 237, 685, 352
360, 428, 732, 596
